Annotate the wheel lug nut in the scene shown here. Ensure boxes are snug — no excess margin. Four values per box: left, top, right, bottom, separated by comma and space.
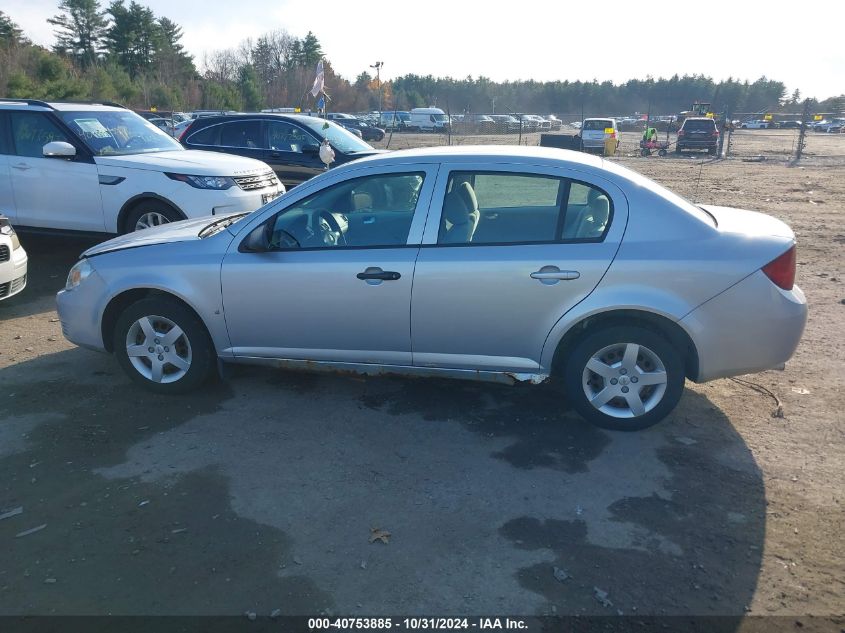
154, 339, 160, 344
148, 347, 155, 353
610, 378, 618, 385
164, 347, 169, 352
621, 386, 629, 393
631, 376, 638, 383
158, 354, 164, 361
619, 368, 627, 375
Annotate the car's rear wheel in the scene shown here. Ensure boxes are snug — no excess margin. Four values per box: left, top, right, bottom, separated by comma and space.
125, 200, 183, 233
114, 296, 215, 393
562, 325, 685, 431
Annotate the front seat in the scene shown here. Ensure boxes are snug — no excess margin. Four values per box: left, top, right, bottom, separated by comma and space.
440, 182, 480, 244
575, 189, 610, 239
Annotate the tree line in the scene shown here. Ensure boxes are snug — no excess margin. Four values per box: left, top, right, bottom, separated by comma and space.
1, 2, 843, 116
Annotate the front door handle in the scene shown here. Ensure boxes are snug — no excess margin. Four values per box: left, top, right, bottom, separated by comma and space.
12, 163, 31, 171
357, 267, 401, 283
530, 266, 580, 285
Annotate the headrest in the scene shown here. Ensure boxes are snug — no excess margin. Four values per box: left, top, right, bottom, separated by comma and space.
443, 182, 478, 225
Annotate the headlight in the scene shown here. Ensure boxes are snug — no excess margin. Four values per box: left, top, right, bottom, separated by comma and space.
66, 259, 93, 290
0, 218, 20, 250
166, 173, 236, 190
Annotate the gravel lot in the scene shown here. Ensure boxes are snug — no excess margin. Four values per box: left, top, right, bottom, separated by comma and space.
1, 147, 843, 625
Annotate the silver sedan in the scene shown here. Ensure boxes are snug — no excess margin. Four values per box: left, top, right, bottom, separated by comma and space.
56, 147, 807, 430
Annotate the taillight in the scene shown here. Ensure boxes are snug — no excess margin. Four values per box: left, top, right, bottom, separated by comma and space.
762, 245, 796, 290
178, 125, 192, 142
678, 130, 685, 137
712, 129, 719, 136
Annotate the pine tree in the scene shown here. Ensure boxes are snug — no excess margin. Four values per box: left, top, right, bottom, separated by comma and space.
48, 0, 107, 68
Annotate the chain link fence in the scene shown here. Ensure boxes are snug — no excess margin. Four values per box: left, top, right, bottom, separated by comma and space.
358, 109, 845, 165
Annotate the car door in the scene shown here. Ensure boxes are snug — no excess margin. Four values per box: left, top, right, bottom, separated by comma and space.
220, 164, 438, 366
0, 112, 15, 221
8, 111, 104, 231
411, 166, 627, 373
265, 120, 323, 188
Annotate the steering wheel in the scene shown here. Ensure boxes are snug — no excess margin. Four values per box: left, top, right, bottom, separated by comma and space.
124, 135, 146, 149
317, 210, 347, 247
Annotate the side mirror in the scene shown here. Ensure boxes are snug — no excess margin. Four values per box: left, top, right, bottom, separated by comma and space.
302, 144, 320, 154
240, 222, 271, 253
43, 141, 76, 158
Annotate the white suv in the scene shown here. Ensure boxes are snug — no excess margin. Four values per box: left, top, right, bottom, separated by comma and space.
0, 215, 27, 301
0, 100, 285, 234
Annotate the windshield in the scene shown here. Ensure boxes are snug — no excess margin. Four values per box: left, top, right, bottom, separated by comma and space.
432, 114, 448, 121
59, 110, 183, 156
299, 118, 373, 154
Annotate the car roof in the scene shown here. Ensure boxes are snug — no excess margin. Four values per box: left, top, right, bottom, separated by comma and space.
0, 100, 126, 112
341, 145, 607, 170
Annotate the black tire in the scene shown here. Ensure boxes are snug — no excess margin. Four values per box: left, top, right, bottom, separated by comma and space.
708, 147, 717, 156
561, 325, 686, 431
640, 148, 650, 156
124, 199, 183, 234
658, 149, 668, 157
113, 296, 216, 394
675, 145, 683, 154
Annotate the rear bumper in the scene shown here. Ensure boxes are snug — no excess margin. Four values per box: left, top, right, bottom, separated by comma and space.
678, 139, 717, 149
681, 270, 807, 382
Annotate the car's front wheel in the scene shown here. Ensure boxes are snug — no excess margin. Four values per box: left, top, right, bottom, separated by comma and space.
114, 296, 215, 393
125, 200, 183, 233
562, 325, 685, 431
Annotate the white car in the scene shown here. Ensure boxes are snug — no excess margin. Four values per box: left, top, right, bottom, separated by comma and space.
740, 120, 770, 129
0, 100, 285, 234
0, 216, 27, 301
580, 118, 620, 153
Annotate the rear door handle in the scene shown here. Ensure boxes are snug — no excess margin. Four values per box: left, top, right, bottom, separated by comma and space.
530, 266, 580, 284
12, 163, 31, 171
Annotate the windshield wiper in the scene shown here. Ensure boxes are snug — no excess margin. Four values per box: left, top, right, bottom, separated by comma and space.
198, 213, 249, 238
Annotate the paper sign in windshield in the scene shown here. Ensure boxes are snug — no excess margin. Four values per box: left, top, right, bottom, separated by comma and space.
75, 118, 112, 139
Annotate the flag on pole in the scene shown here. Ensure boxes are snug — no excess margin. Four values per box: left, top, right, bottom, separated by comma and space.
310, 60, 325, 98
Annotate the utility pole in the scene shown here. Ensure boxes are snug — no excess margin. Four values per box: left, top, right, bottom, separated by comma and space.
370, 61, 383, 114
794, 99, 811, 162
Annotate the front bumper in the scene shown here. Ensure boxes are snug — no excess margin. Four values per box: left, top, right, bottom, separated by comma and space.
56, 270, 110, 353
681, 270, 807, 382
0, 242, 27, 301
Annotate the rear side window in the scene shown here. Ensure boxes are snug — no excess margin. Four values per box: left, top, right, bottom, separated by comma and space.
186, 124, 219, 146
583, 120, 613, 131
437, 171, 612, 245
218, 121, 262, 148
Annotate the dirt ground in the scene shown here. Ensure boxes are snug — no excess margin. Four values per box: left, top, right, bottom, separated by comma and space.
0, 147, 843, 625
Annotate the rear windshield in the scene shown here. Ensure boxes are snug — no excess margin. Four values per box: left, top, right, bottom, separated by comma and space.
583, 120, 613, 131
683, 119, 716, 131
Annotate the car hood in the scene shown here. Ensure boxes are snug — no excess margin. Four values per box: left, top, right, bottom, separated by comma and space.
82, 214, 241, 257
699, 205, 794, 239
94, 149, 271, 176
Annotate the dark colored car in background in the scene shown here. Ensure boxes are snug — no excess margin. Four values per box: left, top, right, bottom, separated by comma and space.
676, 117, 719, 155
338, 119, 385, 141
181, 113, 382, 187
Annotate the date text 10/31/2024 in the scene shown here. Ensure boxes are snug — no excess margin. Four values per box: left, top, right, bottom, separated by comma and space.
308, 618, 528, 630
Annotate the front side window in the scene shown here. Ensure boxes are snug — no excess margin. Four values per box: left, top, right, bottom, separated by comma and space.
268, 121, 317, 153
265, 172, 425, 250
437, 171, 612, 246
58, 110, 182, 156
296, 118, 372, 154
10, 112, 73, 158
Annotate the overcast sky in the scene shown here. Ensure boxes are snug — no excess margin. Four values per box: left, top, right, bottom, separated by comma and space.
5, 0, 844, 100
